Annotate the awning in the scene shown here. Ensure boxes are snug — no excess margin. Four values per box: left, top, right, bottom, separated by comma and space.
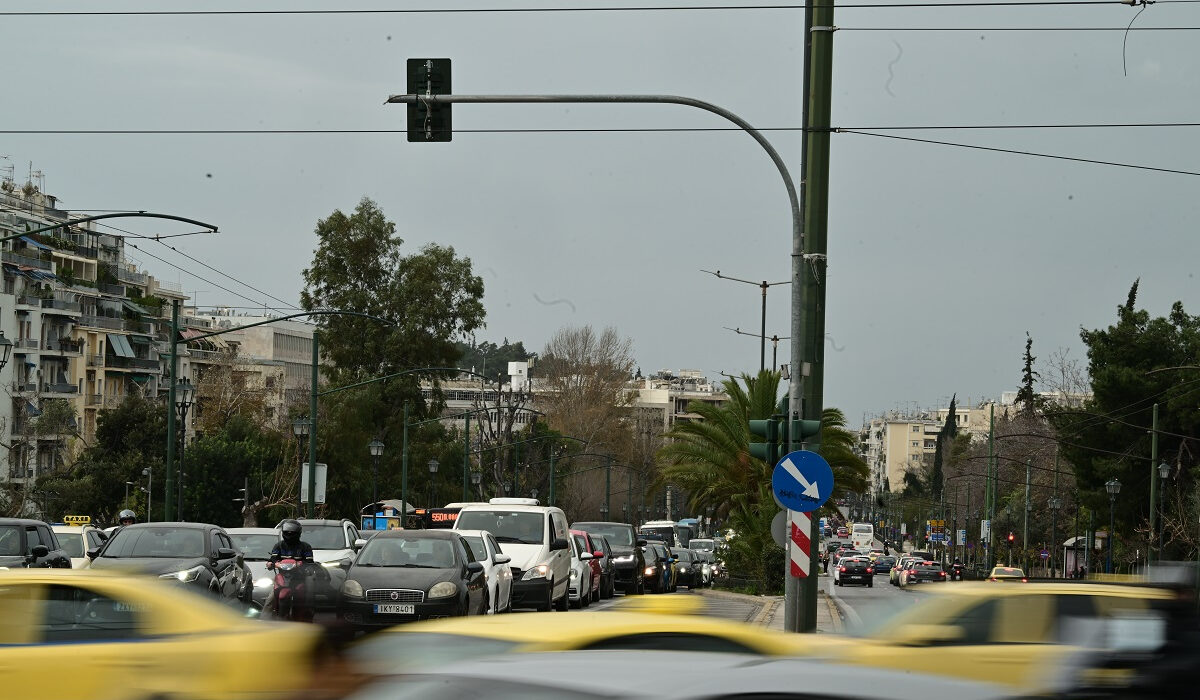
17, 266, 57, 282
128, 334, 153, 345
20, 236, 50, 251
107, 333, 134, 358
25, 401, 42, 418
179, 329, 204, 340
122, 300, 150, 316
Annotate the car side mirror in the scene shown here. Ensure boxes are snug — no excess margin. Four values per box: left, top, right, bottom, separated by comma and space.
635, 539, 647, 547
30, 544, 49, 559
354, 538, 367, 550
580, 552, 593, 561
890, 624, 965, 647
592, 551, 605, 559
550, 538, 569, 551
494, 554, 511, 565
86, 548, 100, 560
466, 561, 485, 573
216, 547, 237, 560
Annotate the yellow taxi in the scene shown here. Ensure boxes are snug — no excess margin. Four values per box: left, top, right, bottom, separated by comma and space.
819, 581, 1177, 691
349, 594, 817, 672
987, 566, 1027, 581
51, 516, 107, 569
0, 569, 326, 700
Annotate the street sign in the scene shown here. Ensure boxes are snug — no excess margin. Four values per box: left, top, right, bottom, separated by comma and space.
789, 510, 812, 578
958, 529, 967, 544
771, 510, 788, 548
980, 519, 991, 541
1040, 549, 1049, 559
300, 462, 328, 504
771, 450, 833, 513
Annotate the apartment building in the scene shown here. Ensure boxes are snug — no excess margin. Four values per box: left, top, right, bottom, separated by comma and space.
632, 369, 730, 430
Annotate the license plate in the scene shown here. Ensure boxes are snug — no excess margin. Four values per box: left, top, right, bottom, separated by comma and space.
373, 604, 415, 614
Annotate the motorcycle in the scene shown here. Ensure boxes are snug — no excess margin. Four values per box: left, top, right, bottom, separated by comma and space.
949, 562, 966, 581
266, 557, 314, 622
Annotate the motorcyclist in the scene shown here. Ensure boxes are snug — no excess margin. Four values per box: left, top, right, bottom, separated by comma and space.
950, 557, 965, 580
268, 520, 316, 621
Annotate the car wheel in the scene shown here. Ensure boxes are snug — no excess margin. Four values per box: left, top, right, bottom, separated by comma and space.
480, 592, 490, 615
867, 580, 873, 588
554, 586, 569, 612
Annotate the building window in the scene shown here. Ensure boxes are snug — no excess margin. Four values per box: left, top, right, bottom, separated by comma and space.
912, 426, 920, 433
911, 441, 919, 447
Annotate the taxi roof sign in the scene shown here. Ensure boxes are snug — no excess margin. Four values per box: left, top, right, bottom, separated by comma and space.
63, 515, 91, 526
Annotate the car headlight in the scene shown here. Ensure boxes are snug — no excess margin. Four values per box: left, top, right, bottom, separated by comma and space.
159, 565, 205, 583
428, 581, 458, 599
521, 564, 550, 581
613, 555, 634, 564
342, 579, 364, 599
644, 566, 656, 576
254, 576, 273, 589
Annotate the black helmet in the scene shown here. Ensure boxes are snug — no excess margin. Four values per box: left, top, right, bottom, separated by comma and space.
281, 519, 302, 544
118, 509, 137, 526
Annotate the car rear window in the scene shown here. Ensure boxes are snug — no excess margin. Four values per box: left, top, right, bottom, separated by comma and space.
917, 563, 943, 571
55, 533, 84, 558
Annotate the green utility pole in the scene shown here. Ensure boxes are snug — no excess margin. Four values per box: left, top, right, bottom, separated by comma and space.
163, 300, 179, 521
462, 411, 470, 502
605, 455, 612, 518
401, 401, 410, 520
307, 332, 319, 518
1023, 458, 1031, 570
987, 405, 995, 567
1149, 403, 1159, 565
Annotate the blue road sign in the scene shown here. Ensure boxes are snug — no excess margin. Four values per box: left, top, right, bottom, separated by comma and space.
772, 450, 834, 513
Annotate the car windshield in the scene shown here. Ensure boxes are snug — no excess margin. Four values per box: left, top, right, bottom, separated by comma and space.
576, 523, 634, 547
456, 511, 544, 545
462, 535, 487, 561
876, 557, 896, 566
0, 525, 20, 556
675, 551, 693, 562
55, 532, 84, 558
102, 527, 206, 559
229, 533, 279, 561
301, 525, 348, 550
688, 539, 714, 552
358, 537, 457, 568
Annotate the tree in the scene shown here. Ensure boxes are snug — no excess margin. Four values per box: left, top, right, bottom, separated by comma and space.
181, 415, 294, 527
1015, 333, 1041, 420
455, 338, 535, 376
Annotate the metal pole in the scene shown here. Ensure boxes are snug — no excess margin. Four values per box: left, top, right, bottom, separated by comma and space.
1149, 403, 1158, 565
372, 453, 379, 512
548, 449, 556, 506
987, 405, 995, 568
1159, 470, 1167, 557
401, 401, 409, 521
1023, 458, 1031, 568
177, 409, 187, 520
605, 455, 612, 519
1108, 493, 1116, 574
1051, 502, 1058, 579
1085, 512, 1093, 577
164, 301, 179, 521
307, 332, 319, 518
462, 411, 470, 502
627, 470, 633, 524
759, 281, 767, 373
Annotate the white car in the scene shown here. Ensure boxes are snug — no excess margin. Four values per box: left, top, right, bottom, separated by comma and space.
51, 524, 107, 569
276, 518, 362, 609
457, 529, 514, 614
568, 532, 596, 608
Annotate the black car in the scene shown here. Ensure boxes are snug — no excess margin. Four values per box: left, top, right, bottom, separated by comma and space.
572, 521, 646, 595
591, 534, 617, 599
338, 529, 487, 629
673, 550, 703, 589
905, 560, 947, 583
835, 556, 873, 587
0, 518, 71, 568
872, 556, 897, 575
89, 522, 251, 602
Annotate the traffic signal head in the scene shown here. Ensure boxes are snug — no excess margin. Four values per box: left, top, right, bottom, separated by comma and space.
748, 418, 780, 464
1007, 532, 1015, 544
407, 58, 452, 142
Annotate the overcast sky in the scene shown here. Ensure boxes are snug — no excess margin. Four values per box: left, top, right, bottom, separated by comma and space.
4, 1, 1198, 426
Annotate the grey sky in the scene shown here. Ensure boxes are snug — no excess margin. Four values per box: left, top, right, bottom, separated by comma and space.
4, 1, 1198, 426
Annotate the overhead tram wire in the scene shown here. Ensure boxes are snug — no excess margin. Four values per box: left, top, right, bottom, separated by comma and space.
125, 240, 300, 315
0, 1, 1160, 18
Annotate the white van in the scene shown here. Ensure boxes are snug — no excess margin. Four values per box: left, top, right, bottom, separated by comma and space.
454, 498, 572, 612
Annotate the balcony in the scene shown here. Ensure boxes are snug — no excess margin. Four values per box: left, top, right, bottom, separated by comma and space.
79, 315, 124, 331
16, 294, 43, 309
11, 381, 37, 394
15, 339, 39, 350
85, 393, 103, 407
125, 320, 154, 334
44, 338, 84, 354
2, 250, 51, 270
97, 282, 125, 296
41, 383, 79, 396
187, 348, 225, 362
87, 354, 103, 367
104, 356, 159, 371
154, 279, 183, 293
116, 266, 147, 285
41, 298, 82, 315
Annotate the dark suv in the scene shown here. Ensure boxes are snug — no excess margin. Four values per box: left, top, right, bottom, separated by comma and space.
0, 518, 71, 568
572, 521, 646, 595
89, 522, 252, 602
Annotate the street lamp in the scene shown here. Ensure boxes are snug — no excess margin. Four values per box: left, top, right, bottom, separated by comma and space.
174, 378, 195, 520
600, 505, 610, 521
142, 467, 152, 522
368, 439, 385, 512
531, 488, 539, 501
427, 458, 439, 506
470, 470, 482, 500
125, 481, 135, 503
1106, 478, 1121, 574
1048, 496, 1061, 578
0, 330, 13, 371
1158, 461, 1171, 556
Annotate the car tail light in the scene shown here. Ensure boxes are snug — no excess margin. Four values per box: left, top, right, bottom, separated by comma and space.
989, 577, 997, 581
1021, 578, 1028, 582
939, 571, 946, 577
839, 567, 846, 573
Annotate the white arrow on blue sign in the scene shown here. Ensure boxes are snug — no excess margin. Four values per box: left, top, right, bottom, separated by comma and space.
771, 450, 834, 513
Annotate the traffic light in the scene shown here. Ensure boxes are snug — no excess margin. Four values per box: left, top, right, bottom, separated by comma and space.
791, 418, 822, 450
1007, 532, 1015, 545
748, 417, 780, 465
407, 58, 452, 142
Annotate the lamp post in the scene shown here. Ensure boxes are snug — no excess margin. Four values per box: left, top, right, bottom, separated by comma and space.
142, 467, 153, 522
622, 502, 629, 524
174, 378, 195, 520
470, 470, 482, 500
599, 505, 609, 522
531, 488, 539, 501
1158, 461, 1170, 557
1106, 478, 1121, 574
125, 481, 135, 503
0, 331, 12, 371
1048, 496, 1061, 578
427, 458, 439, 507
292, 417, 310, 515
368, 439, 385, 512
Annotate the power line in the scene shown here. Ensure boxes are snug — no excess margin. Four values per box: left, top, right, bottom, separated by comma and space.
0, 2, 1151, 18
840, 25, 1200, 30
125, 241, 297, 314
152, 239, 299, 311
838, 129, 1200, 177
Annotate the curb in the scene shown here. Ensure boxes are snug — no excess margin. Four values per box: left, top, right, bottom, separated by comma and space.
823, 581, 863, 630
818, 590, 844, 633
695, 587, 783, 605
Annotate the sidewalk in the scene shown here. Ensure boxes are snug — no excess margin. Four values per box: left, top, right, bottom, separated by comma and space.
695, 582, 842, 633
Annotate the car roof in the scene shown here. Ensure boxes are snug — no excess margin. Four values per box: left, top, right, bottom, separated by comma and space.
453, 529, 491, 539
572, 521, 630, 528
225, 527, 282, 536
370, 529, 460, 540
0, 518, 54, 526
291, 519, 349, 526
119, 521, 214, 530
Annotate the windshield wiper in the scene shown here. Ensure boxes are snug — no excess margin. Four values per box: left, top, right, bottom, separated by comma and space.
492, 536, 524, 543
